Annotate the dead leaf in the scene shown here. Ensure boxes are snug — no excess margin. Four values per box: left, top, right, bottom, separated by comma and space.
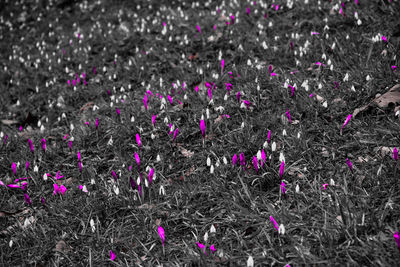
315, 94, 325, 103
155, 218, 161, 226
214, 116, 223, 124
178, 146, 194, 158
138, 203, 155, 210
55, 240, 72, 253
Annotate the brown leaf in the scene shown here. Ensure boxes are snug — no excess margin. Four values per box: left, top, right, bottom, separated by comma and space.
179, 146, 194, 158
155, 218, 161, 226
79, 102, 94, 113
138, 203, 155, 210
373, 84, 400, 108
55, 240, 72, 253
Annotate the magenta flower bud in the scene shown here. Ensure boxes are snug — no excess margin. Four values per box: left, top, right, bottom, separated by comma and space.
152, 114, 157, 127
79, 161, 82, 172
232, 154, 238, 166
167, 95, 173, 105
55, 171, 64, 180
41, 138, 46, 152
82, 72, 85, 79
129, 176, 136, 190
172, 128, 179, 142
110, 250, 116, 261
261, 149, 266, 167
346, 158, 353, 171
267, 130, 271, 143
111, 170, 118, 181
221, 59, 224, 74
196, 25, 201, 33
26, 161, 29, 171
67, 80, 70, 86
200, 120, 205, 138
285, 109, 292, 123
72, 79, 76, 87
135, 152, 140, 168
236, 91, 241, 102
239, 152, 245, 167
382, 36, 388, 42
279, 161, 285, 179
60, 184, 67, 195
253, 156, 258, 172
116, 107, 120, 115
95, 118, 99, 129
149, 168, 154, 184
394, 232, 400, 250
208, 87, 212, 101
68, 140, 72, 151
281, 181, 286, 194
41, 196, 45, 205
342, 114, 352, 129
136, 133, 142, 148
393, 147, 398, 161
210, 244, 216, 253
196, 242, 207, 254
24, 193, 32, 205
158, 226, 165, 246
143, 94, 148, 110
28, 139, 34, 153
93, 66, 96, 74
77, 151, 81, 161
12, 162, 16, 175
270, 216, 279, 231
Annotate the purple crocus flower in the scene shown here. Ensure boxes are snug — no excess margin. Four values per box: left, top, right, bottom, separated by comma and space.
79, 161, 82, 172
41, 196, 45, 205
253, 156, 258, 172
279, 161, 285, 179
236, 91, 241, 102
267, 130, 271, 143
136, 133, 142, 148
286, 109, 292, 123
342, 114, 352, 129
196, 242, 207, 254
12, 162, 16, 175
110, 250, 116, 261
232, 154, 238, 166
346, 158, 353, 171
24, 193, 31, 205
41, 138, 46, 152
158, 226, 165, 246
111, 170, 118, 181
196, 25, 201, 33
135, 152, 140, 169
208, 87, 212, 101
172, 128, 179, 142
68, 140, 72, 151
200, 120, 205, 138
149, 168, 154, 184
95, 118, 99, 130
221, 59, 224, 74
393, 147, 398, 161
261, 149, 266, 167
394, 232, 400, 250
77, 151, 81, 161
26, 161, 29, 171
270, 216, 279, 231
152, 114, 157, 127
116, 107, 120, 115
239, 153, 245, 167
210, 244, 216, 253
167, 95, 173, 105
129, 176, 136, 190
143, 94, 148, 110
281, 181, 286, 194
28, 139, 34, 153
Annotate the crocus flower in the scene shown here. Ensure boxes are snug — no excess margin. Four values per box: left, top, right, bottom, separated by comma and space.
270, 216, 279, 231
173, 128, 179, 142
110, 250, 116, 261
152, 114, 157, 127
143, 94, 148, 110
111, 170, 118, 181
232, 154, 238, 166
261, 149, 266, 167
136, 133, 142, 148
392, 66, 397, 71
253, 156, 258, 172
41, 138, 46, 152
95, 118, 99, 129
41, 196, 45, 205
7, 184, 20, 189
24, 193, 31, 205
167, 95, 173, 105
210, 244, 216, 253
135, 152, 140, 169
236, 91, 241, 102
267, 130, 271, 143
196, 25, 201, 33
221, 59, 224, 74
394, 232, 400, 250
382, 36, 388, 42
79, 161, 82, 172
149, 168, 154, 184
158, 226, 165, 246
346, 158, 353, 171
279, 161, 285, 179
322, 184, 328, 190
12, 162, 16, 175
116, 108, 120, 115
26, 161, 29, 171
393, 147, 398, 161
225, 83, 232, 94
68, 140, 72, 151
79, 185, 88, 193
342, 114, 352, 129
200, 120, 205, 138
208, 87, 212, 101
28, 139, 34, 152
55, 171, 64, 180
77, 151, 81, 161
196, 242, 207, 254
53, 184, 67, 195
239, 152, 245, 167
286, 109, 292, 123
281, 181, 286, 194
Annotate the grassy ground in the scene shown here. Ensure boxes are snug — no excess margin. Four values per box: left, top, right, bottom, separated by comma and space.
1, 0, 400, 266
